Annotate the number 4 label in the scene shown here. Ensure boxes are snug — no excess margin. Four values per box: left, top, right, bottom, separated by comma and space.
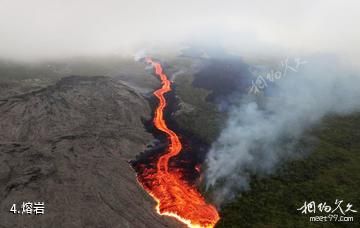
10, 204, 17, 214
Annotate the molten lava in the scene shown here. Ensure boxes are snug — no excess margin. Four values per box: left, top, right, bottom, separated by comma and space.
136, 57, 219, 228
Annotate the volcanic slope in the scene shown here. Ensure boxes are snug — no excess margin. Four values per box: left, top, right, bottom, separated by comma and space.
0, 76, 180, 228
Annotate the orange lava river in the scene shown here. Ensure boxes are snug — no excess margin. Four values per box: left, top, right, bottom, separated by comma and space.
136, 57, 220, 228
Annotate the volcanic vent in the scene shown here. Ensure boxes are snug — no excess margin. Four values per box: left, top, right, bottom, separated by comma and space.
132, 58, 219, 228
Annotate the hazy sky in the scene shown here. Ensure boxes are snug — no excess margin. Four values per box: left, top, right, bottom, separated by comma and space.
0, 0, 359, 65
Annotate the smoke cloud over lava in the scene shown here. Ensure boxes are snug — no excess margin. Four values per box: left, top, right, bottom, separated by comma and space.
205, 57, 360, 203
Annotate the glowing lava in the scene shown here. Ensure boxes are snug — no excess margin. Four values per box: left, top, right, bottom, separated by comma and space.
136, 57, 219, 228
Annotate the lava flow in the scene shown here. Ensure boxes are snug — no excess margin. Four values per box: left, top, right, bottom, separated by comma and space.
136, 57, 220, 228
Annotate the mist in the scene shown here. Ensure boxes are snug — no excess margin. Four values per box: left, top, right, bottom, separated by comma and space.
205, 56, 360, 204
0, 0, 359, 68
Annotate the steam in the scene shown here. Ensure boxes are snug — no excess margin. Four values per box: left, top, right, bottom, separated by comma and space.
134, 49, 147, 62
205, 57, 360, 203
170, 70, 185, 81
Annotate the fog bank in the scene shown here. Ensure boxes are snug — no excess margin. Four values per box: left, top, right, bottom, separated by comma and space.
0, 0, 359, 68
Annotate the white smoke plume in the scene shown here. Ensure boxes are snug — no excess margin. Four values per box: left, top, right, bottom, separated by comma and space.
205, 56, 360, 203
134, 49, 147, 62
170, 70, 185, 81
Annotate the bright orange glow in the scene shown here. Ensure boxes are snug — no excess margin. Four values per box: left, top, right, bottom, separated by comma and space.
136, 57, 220, 228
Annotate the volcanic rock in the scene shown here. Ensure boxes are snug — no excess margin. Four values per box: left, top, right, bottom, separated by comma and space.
0, 76, 181, 228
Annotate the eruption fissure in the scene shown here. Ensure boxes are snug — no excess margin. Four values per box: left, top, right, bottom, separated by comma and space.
136, 57, 220, 228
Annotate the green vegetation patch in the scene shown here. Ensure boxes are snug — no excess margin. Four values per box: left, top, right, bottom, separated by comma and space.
217, 114, 360, 228
174, 73, 223, 144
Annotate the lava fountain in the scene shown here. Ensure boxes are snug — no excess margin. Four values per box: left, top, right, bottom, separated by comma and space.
135, 57, 220, 228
